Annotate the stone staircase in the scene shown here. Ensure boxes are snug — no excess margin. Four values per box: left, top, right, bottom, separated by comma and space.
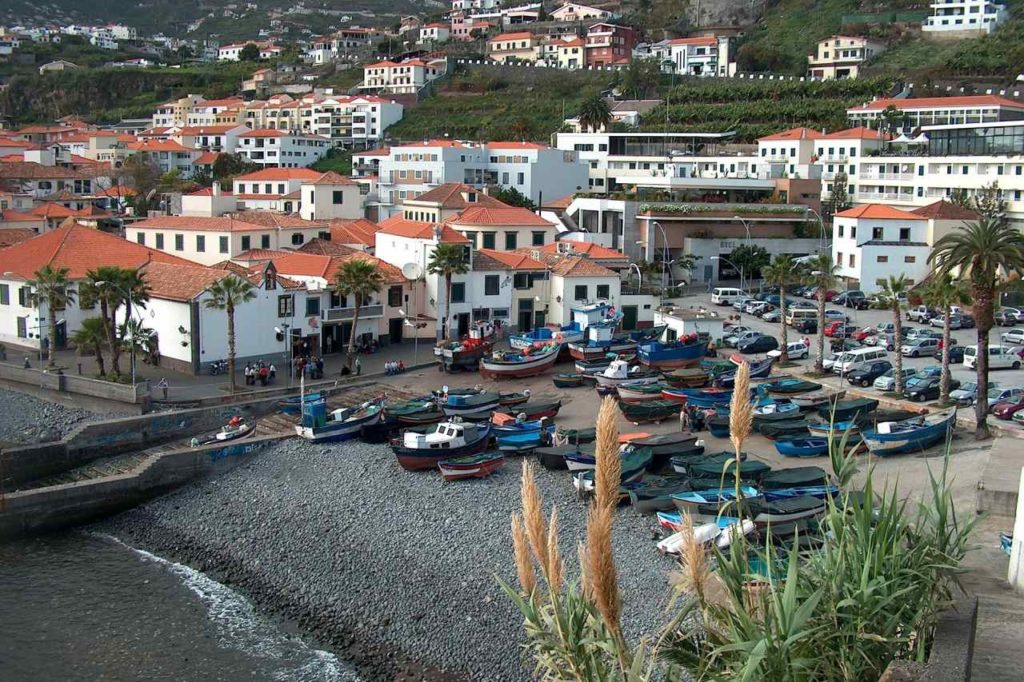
971, 592, 1024, 680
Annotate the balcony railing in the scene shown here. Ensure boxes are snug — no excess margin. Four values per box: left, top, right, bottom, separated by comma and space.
859, 172, 914, 181
324, 304, 384, 322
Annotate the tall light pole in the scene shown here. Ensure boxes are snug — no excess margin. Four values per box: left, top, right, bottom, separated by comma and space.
96, 280, 136, 386
711, 255, 743, 292
650, 221, 671, 302
628, 263, 643, 291
275, 323, 292, 387
807, 207, 827, 254
732, 215, 752, 247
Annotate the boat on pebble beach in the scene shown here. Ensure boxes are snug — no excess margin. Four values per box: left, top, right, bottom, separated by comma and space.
774, 437, 830, 458
819, 397, 879, 422
765, 379, 822, 396
499, 391, 531, 407
190, 418, 258, 447
278, 392, 322, 415
437, 452, 505, 481
616, 382, 671, 403
620, 399, 681, 424
662, 367, 709, 388
713, 356, 774, 388
479, 343, 561, 380
593, 359, 662, 388
789, 389, 846, 409
295, 398, 384, 443
637, 336, 709, 370
552, 373, 585, 388
535, 444, 592, 470
391, 419, 493, 471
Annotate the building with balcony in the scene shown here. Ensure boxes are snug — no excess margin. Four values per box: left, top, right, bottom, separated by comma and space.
586, 23, 638, 67
243, 94, 404, 149
922, 0, 1007, 36
551, 2, 610, 22
554, 36, 586, 69
487, 31, 540, 63
235, 129, 331, 168
359, 58, 446, 94
185, 98, 246, 127
419, 23, 451, 43
847, 95, 1024, 131
125, 139, 201, 175
666, 35, 735, 77
807, 35, 885, 80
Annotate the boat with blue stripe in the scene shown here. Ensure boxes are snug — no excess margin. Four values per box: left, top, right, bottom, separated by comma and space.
861, 407, 956, 456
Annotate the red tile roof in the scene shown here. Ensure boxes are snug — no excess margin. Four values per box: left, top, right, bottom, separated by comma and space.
475, 248, 546, 270
228, 211, 322, 229
820, 127, 889, 140
409, 183, 510, 209
450, 206, 552, 227
142, 261, 232, 302
849, 95, 1024, 112
377, 215, 470, 243
176, 125, 243, 135
909, 200, 979, 220
668, 36, 717, 46
298, 238, 360, 257
234, 168, 323, 182
0, 161, 85, 180
132, 216, 271, 233
0, 228, 38, 247
0, 210, 41, 223
542, 194, 575, 210
486, 141, 548, 150
758, 127, 825, 141
127, 139, 195, 153
491, 32, 533, 42
270, 251, 406, 284
356, 147, 390, 156
195, 151, 224, 166
328, 218, 378, 247
834, 204, 926, 220
309, 171, 357, 185
537, 241, 626, 260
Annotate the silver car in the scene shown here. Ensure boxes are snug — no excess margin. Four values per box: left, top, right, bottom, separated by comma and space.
873, 367, 917, 392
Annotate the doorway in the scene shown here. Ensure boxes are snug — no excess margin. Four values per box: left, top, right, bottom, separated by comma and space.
517, 298, 534, 332
457, 313, 470, 338
622, 305, 638, 331
389, 317, 404, 343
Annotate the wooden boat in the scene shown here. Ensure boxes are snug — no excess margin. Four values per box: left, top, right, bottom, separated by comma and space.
819, 397, 879, 422
620, 399, 680, 424
496, 423, 555, 451
438, 452, 505, 481
752, 402, 800, 422
688, 457, 772, 481
295, 398, 384, 443
552, 373, 584, 388
789, 389, 846, 409
701, 357, 736, 374
658, 518, 756, 555
554, 426, 596, 444
624, 474, 693, 513
637, 336, 709, 370
758, 419, 813, 440
491, 414, 552, 434
593, 359, 661, 388
671, 387, 734, 409
574, 353, 633, 374
765, 379, 822, 396
508, 323, 584, 355
862, 407, 956, 456
572, 449, 655, 493
190, 418, 257, 447
507, 400, 562, 420
663, 367, 709, 388
806, 421, 861, 440
656, 511, 743, 534
707, 415, 730, 438
391, 420, 492, 471
616, 382, 671, 403
713, 356, 774, 388
671, 486, 760, 515
395, 406, 446, 425
499, 391, 531, 407
479, 343, 561, 380
624, 432, 698, 453
774, 437, 829, 457
748, 495, 827, 526
440, 391, 502, 416
760, 466, 830, 490
566, 446, 652, 475
277, 392, 322, 415
465, 401, 562, 423
763, 484, 839, 501
535, 444, 592, 470
567, 328, 637, 362
434, 320, 496, 372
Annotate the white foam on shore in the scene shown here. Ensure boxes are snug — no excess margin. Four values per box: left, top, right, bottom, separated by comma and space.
94, 533, 354, 681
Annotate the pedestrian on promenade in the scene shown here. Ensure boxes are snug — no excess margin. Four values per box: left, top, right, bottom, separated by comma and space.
269, 363, 277, 382
355, 356, 362, 376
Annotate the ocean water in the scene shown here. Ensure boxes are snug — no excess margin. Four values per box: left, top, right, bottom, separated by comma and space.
0, 533, 351, 681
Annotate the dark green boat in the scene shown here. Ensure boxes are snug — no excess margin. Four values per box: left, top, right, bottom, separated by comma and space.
765, 380, 822, 396
817, 397, 878, 422
760, 466, 830, 490
556, 426, 597, 444
553, 373, 585, 388
535, 445, 593, 470
626, 474, 693, 513
689, 458, 772, 481
620, 400, 680, 424
671, 450, 748, 474
758, 419, 813, 440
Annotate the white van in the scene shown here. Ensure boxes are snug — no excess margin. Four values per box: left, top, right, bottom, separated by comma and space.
832, 347, 888, 375
963, 345, 1022, 370
711, 287, 745, 305
785, 308, 817, 327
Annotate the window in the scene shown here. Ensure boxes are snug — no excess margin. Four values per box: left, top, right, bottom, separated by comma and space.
388, 286, 402, 307
877, 255, 888, 263
574, 285, 588, 301
872, 227, 883, 240
155, 233, 164, 249
504, 232, 518, 250
513, 273, 530, 289
241, 236, 251, 251
261, 234, 271, 249
492, 308, 509, 319
838, 225, 844, 237
517, 172, 525, 185
219, 236, 229, 254
531, 231, 545, 246
196, 235, 205, 252
596, 284, 610, 299
305, 297, 321, 316
484, 275, 499, 296
482, 232, 496, 249
136, 232, 145, 245
905, 256, 916, 263
849, 254, 856, 267
464, 231, 477, 247
851, 227, 857, 239
332, 190, 344, 204
278, 295, 294, 317
450, 282, 466, 303
0, 284, 8, 305
18, 286, 32, 308
292, 233, 305, 246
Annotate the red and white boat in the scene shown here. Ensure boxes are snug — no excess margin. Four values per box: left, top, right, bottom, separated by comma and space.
479, 342, 560, 380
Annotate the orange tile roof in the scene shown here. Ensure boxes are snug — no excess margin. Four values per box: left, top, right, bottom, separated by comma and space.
195, 151, 224, 166
820, 127, 889, 140
450, 206, 552, 227
0, 210, 42, 223
475, 248, 546, 270
356, 147, 390, 156
309, 171, 357, 185
127, 139, 194, 153
849, 95, 1024, 112
909, 200, 979, 220
542, 194, 574, 210
132, 216, 271, 233
487, 141, 548, 150
328, 218, 378, 247
491, 32, 533, 42
234, 168, 323, 182
229, 211, 322, 229
194, 98, 245, 108
758, 127, 825, 141
142, 261, 232, 302
238, 129, 288, 138
537, 241, 627, 260
298, 238, 360, 257
270, 251, 406, 284
558, 37, 586, 47
95, 185, 137, 197
377, 215, 470, 243
834, 204, 926, 220
410, 183, 510, 209
0, 161, 84, 180
0, 227, 38, 247
668, 36, 717, 46
0, 139, 27, 148
545, 254, 616, 277
187, 186, 233, 196
30, 203, 77, 218
0, 223, 194, 280
175, 125, 242, 135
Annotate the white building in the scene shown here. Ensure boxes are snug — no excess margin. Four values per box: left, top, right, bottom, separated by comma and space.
231, 167, 326, 211
807, 35, 885, 79
185, 99, 245, 127
448, 205, 559, 251
923, 0, 1007, 36
847, 95, 1024, 131
218, 41, 282, 61
298, 172, 364, 221
235, 129, 331, 168
419, 23, 451, 43
666, 36, 735, 77
243, 94, 405, 148
125, 140, 201, 176
551, 2, 609, 22
359, 58, 447, 95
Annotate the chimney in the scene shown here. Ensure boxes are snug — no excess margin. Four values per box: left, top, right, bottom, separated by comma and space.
212, 181, 221, 197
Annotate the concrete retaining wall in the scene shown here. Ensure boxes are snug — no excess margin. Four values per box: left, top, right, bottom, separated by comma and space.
0, 361, 146, 407
0, 434, 288, 540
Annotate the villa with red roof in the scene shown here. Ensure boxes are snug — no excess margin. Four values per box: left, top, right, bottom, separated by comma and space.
360, 57, 447, 95
235, 129, 331, 169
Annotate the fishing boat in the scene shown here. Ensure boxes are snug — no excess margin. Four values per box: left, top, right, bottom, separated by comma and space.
566, 446, 653, 475
789, 389, 846, 409
670, 448, 743, 474
760, 466, 831, 490
688, 457, 772, 482
671, 486, 760, 515
574, 352, 634, 374
707, 415, 730, 438
806, 421, 861, 440
499, 391, 531, 407
593, 359, 661, 388
440, 391, 502, 416
437, 452, 505, 481
572, 448, 655, 493
819, 397, 879, 422
713, 356, 774, 388
295, 398, 384, 443
669, 387, 734, 409
535, 444, 592, 470
277, 392, 322, 415
748, 495, 827, 526
663, 366, 709, 388
765, 379, 822, 396
190, 418, 257, 447
479, 342, 561, 380
624, 474, 693, 513
656, 511, 743, 534
862, 407, 956, 456
496, 424, 555, 452
391, 419, 493, 471
567, 324, 637, 362
758, 419, 813, 440
386, 399, 443, 424
658, 519, 756, 555
774, 437, 829, 458
552, 373, 584, 389
624, 432, 699, 470
701, 357, 736, 374
752, 402, 800, 422
763, 484, 839, 501
637, 336, 709, 370
434, 321, 496, 372
616, 382, 671, 403
491, 414, 552, 434
555, 426, 596, 444
620, 400, 680, 424
505, 401, 562, 420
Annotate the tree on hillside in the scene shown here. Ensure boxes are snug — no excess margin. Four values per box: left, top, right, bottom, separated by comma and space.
619, 58, 661, 100
29, 265, 76, 368
239, 43, 261, 62
204, 275, 256, 393
428, 243, 470, 342
120, 154, 161, 214
489, 186, 536, 210
827, 171, 853, 218
578, 94, 611, 133
334, 259, 386, 370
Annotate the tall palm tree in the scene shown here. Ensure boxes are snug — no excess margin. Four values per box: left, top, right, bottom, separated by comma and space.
922, 274, 971, 404
334, 258, 386, 370
29, 264, 76, 368
806, 254, 839, 374
762, 255, 807, 363
70, 317, 108, 377
577, 94, 611, 133
876, 275, 910, 394
204, 275, 256, 393
427, 243, 469, 342
81, 266, 148, 377
930, 217, 1024, 438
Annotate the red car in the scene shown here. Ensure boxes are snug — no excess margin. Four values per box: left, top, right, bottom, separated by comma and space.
822, 289, 839, 301
823, 321, 855, 338
851, 327, 877, 342
991, 394, 1024, 420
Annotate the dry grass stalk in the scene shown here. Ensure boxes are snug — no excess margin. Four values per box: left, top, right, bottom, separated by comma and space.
545, 507, 563, 594
584, 501, 621, 634
671, 511, 711, 601
511, 512, 537, 595
594, 396, 622, 511
729, 362, 753, 455
520, 460, 549, 567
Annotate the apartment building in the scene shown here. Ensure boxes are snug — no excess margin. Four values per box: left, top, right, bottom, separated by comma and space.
666, 36, 735, 77
448, 205, 558, 251
450, 12, 495, 41
125, 139, 201, 175
305, 28, 375, 64
152, 94, 207, 128
172, 124, 250, 154
185, 99, 246, 127
419, 23, 451, 43
488, 32, 539, 62
807, 35, 885, 79
235, 129, 331, 168
244, 94, 404, 148
923, 0, 1008, 36
847, 95, 1024, 130
359, 58, 446, 94
585, 23, 637, 67
551, 2, 609, 21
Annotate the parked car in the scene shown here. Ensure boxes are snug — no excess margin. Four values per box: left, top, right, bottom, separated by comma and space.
929, 314, 964, 329
822, 351, 842, 372
761, 310, 783, 323
905, 327, 940, 341
917, 366, 943, 378
841, 291, 869, 309
739, 335, 780, 354
958, 313, 976, 329
793, 318, 818, 334
847, 360, 893, 387
724, 329, 761, 348
984, 386, 1024, 410
901, 337, 940, 357
791, 286, 812, 298
906, 305, 940, 323
851, 326, 878, 342
996, 307, 1024, 326
822, 309, 848, 322
1000, 328, 1024, 346
767, 341, 810, 360
868, 332, 908, 352
990, 393, 1024, 419
950, 381, 995, 406
764, 295, 797, 308
903, 375, 960, 402
746, 300, 770, 315
824, 322, 858, 338
964, 344, 1023, 370
934, 345, 965, 364
873, 367, 917, 392
732, 297, 757, 311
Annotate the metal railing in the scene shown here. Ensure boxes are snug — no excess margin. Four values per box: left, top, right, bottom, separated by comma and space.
324, 304, 384, 321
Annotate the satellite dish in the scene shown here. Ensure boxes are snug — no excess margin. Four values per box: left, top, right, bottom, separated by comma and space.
402, 262, 423, 279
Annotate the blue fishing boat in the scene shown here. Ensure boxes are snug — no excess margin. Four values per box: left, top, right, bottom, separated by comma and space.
496, 423, 556, 451
671, 486, 761, 514
774, 437, 829, 457
295, 398, 384, 443
278, 392, 323, 415
672, 387, 734, 409
763, 484, 839, 501
567, 322, 636, 361
509, 322, 584, 355
492, 416, 553, 435
714, 356, 774, 388
440, 391, 502, 416
637, 336, 710, 370
807, 421, 862, 442
861, 407, 956, 456
707, 415, 730, 438
753, 402, 800, 421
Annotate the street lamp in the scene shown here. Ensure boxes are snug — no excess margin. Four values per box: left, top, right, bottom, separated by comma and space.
96, 280, 137, 386
399, 308, 419, 366
628, 263, 643, 291
807, 207, 827, 253
275, 323, 292, 386
710, 256, 744, 292
732, 215, 752, 246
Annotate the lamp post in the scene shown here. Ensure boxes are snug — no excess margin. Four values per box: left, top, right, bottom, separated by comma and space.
732, 215, 752, 246
808, 207, 826, 254
275, 323, 292, 386
399, 308, 418, 366
711, 255, 743, 293
96, 280, 136, 386
628, 263, 643, 291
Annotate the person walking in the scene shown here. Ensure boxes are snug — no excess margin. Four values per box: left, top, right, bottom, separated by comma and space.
355, 356, 362, 376
269, 363, 277, 382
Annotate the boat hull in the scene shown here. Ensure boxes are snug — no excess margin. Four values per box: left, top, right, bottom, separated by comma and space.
638, 341, 709, 369
295, 410, 382, 443
438, 455, 505, 481
394, 435, 492, 471
479, 348, 560, 379
568, 341, 636, 362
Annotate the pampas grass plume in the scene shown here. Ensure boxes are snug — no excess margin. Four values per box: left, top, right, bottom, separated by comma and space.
511, 512, 537, 595
594, 396, 621, 511
520, 459, 548, 567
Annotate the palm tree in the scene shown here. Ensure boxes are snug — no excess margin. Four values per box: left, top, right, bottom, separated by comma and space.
577, 94, 611, 133
923, 274, 971, 404
427, 243, 469, 342
70, 317, 108, 377
334, 258, 386, 370
29, 264, 76, 368
931, 217, 1024, 438
204, 275, 256, 393
81, 266, 148, 377
762, 255, 807, 363
806, 254, 839, 374
876, 275, 910, 394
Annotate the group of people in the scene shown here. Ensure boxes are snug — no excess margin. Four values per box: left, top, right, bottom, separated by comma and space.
244, 361, 275, 386
679, 404, 709, 433
294, 355, 325, 380
384, 360, 406, 375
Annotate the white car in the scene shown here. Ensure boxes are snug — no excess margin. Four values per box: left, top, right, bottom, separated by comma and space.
1000, 328, 1024, 345
725, 330, 762, 348
767, 341, 810, 360
872, 368, 917, 392
762, 310, 783, 322
823, 309, 848, 322
733, 297, 757, 312
986, 386, 1024, 409
822, 351, 841, 371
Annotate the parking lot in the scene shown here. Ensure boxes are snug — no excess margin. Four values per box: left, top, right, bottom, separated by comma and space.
674, 290, 1024, 413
